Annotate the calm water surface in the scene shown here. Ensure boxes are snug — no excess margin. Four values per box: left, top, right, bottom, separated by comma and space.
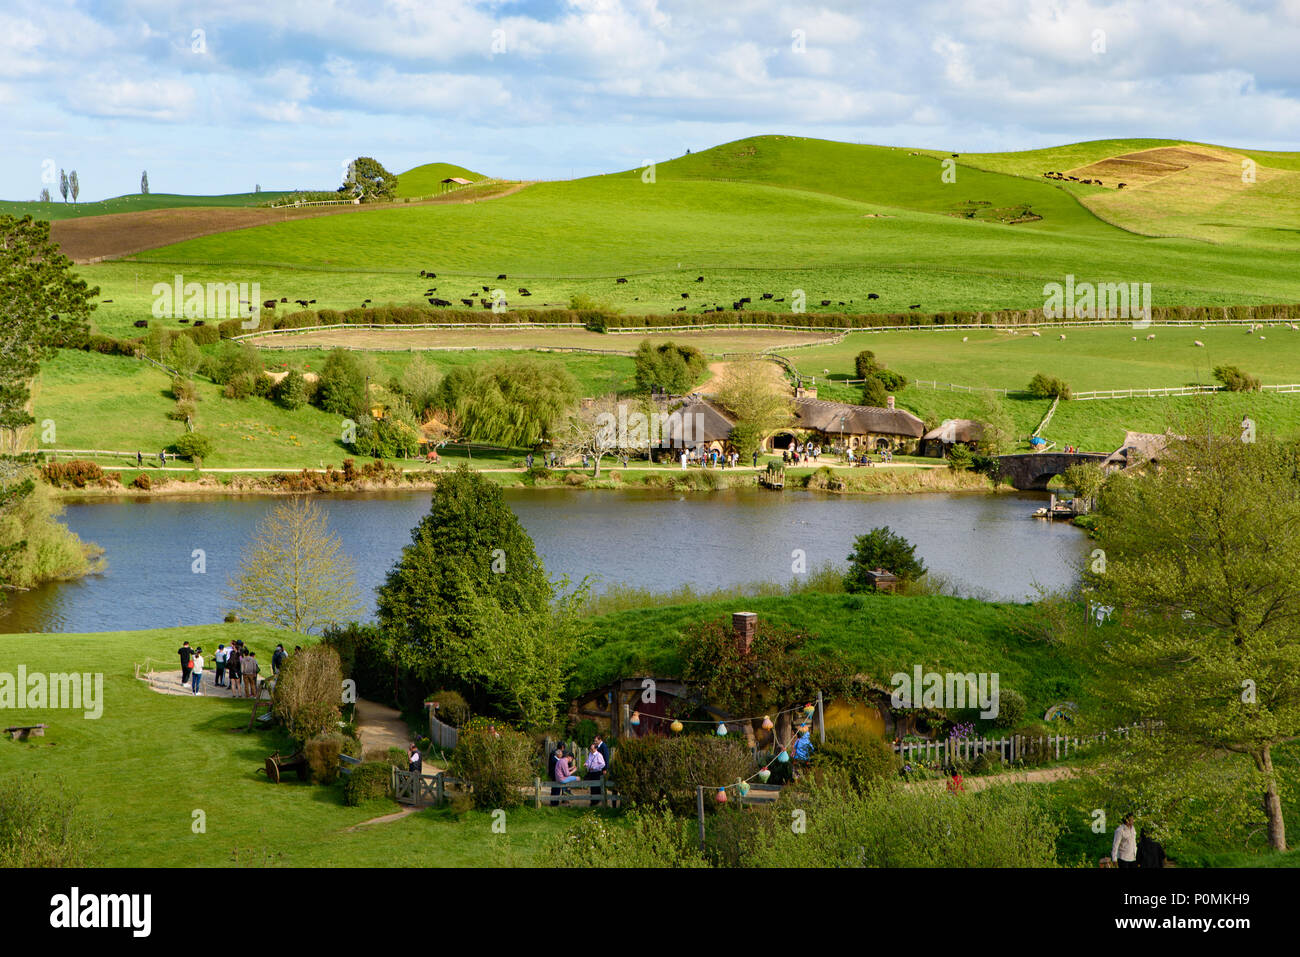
2, 488, 1086, 633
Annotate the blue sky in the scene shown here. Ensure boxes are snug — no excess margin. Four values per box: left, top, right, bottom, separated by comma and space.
4, 0, 1298, 200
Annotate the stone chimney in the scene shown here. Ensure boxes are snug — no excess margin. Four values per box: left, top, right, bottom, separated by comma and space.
733, 612, 757, 654
886, 395, 895, 409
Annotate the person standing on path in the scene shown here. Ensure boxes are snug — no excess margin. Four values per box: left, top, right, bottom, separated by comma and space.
190, 648, 204, 695
136, 450, 143, 467
271, 643, 287, 675
1112, 813, 1138, 868
242, 650, 260, 698
408, 743, 422, 775
177, 641, 192, 686
214, 643, 228, 687
227, 643, 243, 697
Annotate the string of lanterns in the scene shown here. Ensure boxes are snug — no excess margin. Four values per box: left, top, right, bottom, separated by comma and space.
627, 701, 820, 803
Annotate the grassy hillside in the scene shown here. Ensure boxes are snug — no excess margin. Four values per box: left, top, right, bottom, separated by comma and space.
0, 191, 294, 221
573, 591, 1073, 712
394, 162, 487, 198
0, 625, 578, 866
48, 134, 1299, 335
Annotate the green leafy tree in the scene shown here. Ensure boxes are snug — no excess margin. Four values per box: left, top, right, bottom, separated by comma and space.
273, 369, 310, 410
1065, 421, 1300, 851
58, 169, 68, 203
344, 156, 398, 202
854, 350, 880, 380
860, 375, 889, 408
1213, 364, 1261, 393
376, 466, 583, 726
844, 526, 926, 590
271, 644, 344, 746
633, 339, 707, 395
227, 495, 363, 633
315, 348, 376, 418
716, 360, 793, 456
166, 334, 202, 376
975, 391, 1016, 454
1061, 461, 1106, 511
1027, 372, 1071, 399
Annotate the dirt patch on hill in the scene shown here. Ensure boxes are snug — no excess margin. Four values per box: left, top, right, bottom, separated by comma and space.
50, 182, 533, 263
1067, 144, 1237, 189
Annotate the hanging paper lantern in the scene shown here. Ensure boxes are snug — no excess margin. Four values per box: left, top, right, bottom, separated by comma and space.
670, 718, 684, 733
738, 780, 751, 797
715, 788, 728, 803
777, 749, 790, 763
803, 702, 816, 716
761, 715, 774, 730
716, 722, 728, 736
630, 710, 641, 726
757, 768, 771, 783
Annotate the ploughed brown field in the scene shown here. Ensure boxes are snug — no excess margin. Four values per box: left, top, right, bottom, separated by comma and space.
49, 182, 531, 263
1067, 145, 1238, 189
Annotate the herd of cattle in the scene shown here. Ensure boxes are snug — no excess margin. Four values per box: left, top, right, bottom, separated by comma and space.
1042, 171, 1126, 189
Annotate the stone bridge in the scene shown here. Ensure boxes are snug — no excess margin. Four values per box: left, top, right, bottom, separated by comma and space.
995, 451, 1110, 491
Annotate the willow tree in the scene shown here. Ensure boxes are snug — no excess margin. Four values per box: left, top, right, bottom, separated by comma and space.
227, 496, 362, 634
1069, 419, 1300, 851
435, 359, 577, 448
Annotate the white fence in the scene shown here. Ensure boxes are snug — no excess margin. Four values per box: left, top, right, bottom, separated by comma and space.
1074, 383, 1300, 400
894, 725, 1139, 766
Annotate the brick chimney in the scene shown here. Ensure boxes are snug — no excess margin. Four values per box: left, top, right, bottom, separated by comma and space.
733, 612, 757, 654
886, 395, 895, 409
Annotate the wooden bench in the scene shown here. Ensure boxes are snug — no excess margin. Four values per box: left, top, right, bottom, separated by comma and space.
5, 724, 47, 741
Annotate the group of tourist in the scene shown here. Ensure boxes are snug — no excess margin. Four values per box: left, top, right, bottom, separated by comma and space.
550, 735, 611, 783
677, 447, 745, 470
176, 639, 296, 698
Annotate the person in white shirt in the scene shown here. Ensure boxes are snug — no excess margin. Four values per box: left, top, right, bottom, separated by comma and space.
1112, 813, 1137, 868
190, 649, 205, 696
214, 644, 229, 688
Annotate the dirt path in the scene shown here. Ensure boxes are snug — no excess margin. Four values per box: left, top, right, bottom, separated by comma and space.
354, 697, 413, 755
141, 666, 263, 700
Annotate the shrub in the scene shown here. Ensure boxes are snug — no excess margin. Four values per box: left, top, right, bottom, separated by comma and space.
853, 350, 879, 379
611, 735, 755, 813
274, 369, 309, 410
342, 762, 392, 806
168, 399, 198, 422
946, 444, 974, 471
1213, 364, 1261, 392
41, 460, 103, 489
131, 472, 152, 491
0, 773, 97, 867
428, 689, 471, 727
271, 645, 344, 746
167, 335, 203, 375
447, 725, 534, 810
633, 339, 708, 394
170, 432, 214, 461
875, 368, 908, 391
860, 376, 889, 408
204, 341, 264, 385
992, 688, 1027, 729
844, 525, 927, 589
1027, 372, 1071, 400
171, 376, 200, 403
814, 726, 900, 792
222, 371, 258, 400
304, 733, 345, 784
971, 750, 1004, 775
316, 349, 376, 417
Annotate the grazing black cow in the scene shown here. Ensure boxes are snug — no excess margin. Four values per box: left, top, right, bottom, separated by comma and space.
433, 298, 451, 306
178, 318, 189, 324
102, 299, 114, 303
461, 298, 474, 306
761, 293, 773, 299
1117, 183, 1127, 189
681, 293, 689, 298
695, 276, 704, 282
497, 274, 506, 280
419, 270, 426, 277
616, 277, 628, 283
518, 288, 531, 296
868, 293, 879, 300
909, 304, 921, 309
951, 153, 958, 157
775, 297, 784, 302
733, 302, 743, 310
739, 297, 751, 304
308, 299, 316, 304
281, 297, 288, 303
820, 300, 831, 306
676, 306, 686, 312
296, 299, 308, 307
263, 299, 276, 309
194, 321, 205, 327
133, 319, 148, 328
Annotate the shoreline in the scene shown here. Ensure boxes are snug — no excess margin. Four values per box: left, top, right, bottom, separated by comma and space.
46, 461, 1002, 502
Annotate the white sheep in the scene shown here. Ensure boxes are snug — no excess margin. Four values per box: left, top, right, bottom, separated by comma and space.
1261, 335, 1266, 340
1059, 334, 1066, 340
1131, 336, 1137, 341
961, 336, 968, 342
1031, 330, 1042, 337
1194, 340, 1204, 347
1146, 334, 1156, 340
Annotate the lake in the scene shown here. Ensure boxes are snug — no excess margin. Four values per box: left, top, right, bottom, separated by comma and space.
2, 488, 1087, 633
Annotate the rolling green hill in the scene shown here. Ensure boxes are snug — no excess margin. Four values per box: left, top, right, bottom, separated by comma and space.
394, 161, 488, 198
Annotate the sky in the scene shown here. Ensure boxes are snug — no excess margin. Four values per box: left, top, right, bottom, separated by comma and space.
4, 0, 1299, 200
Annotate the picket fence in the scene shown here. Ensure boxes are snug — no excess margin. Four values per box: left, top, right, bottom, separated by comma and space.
894, 725, 1139, 766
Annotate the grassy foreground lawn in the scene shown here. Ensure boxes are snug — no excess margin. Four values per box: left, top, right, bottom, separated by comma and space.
0, 625, 577, 866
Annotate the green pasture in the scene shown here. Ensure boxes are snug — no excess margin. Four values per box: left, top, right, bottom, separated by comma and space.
393, 161, 488, 198
74, 134, 1298, 332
